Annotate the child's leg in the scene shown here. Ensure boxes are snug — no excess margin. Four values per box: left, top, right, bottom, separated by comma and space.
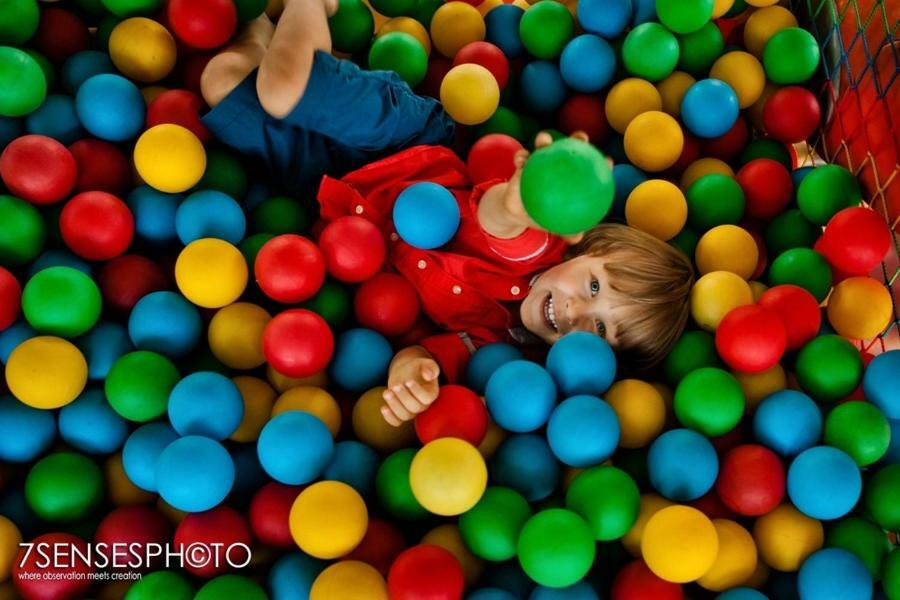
200, 14, 275, 108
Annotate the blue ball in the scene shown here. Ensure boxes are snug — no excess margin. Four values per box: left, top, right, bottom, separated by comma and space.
578, 0, 632, 38
546, 332, 616, 397
0, 116, 23, 149
127, 185, 182, 245
863, 350, 900, 420
323, 440, 379, 497
76, 321, 133, 380
485, 5, 525, 59
75, 74, 145, 142
0, 395, 56, 463
482, 563, 536, 598
883, 418, 900, 465
128, 291, 202, 358
58, 389, 128, 454
529, 582, 599, 600
268, 552, 327, 600
231, 443, 268, 503
156, 436, 235, 512
791, 166, 815, 192
490, 434, 560, 502
547, 395, 620, 467
797, 548, 872, 600
610, 164, 647, 221
175, 190, 247, 245
469, 589, 518, 600
631, 0, 656, 25
122, 422, 179, 492
27, 250, 92, 279
61, 51, 115, 94
520, 61, 568, 113
257, 411, 334, 485
681, 79, 740, 138
168, 372, 244, 441
466, 342, 524, 395
486, 360, 557, 433
753, 390, 822, 456
25, 95, 84, 145
648, 428, 718, 501
393, 182, 460, 249
717, 588, 769, 600
787, 446, 861, 520
560, 35, 616, 93
329, 328, 393, 392
0, 322, 37, 364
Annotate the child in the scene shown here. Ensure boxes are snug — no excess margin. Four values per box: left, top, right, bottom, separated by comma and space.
199, 1, 695, 427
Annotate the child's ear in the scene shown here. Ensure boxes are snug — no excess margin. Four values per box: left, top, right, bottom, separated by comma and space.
562, 232, 585, 245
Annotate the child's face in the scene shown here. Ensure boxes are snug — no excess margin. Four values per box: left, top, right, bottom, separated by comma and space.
520, 255, 627, 347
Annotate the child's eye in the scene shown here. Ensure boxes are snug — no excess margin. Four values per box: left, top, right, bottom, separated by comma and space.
590, 278, 600, 295
596, 321, 606, 338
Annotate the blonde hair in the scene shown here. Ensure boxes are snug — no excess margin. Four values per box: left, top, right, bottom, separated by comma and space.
569, 224, 695, 372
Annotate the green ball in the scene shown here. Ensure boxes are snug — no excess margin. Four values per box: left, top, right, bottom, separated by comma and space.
795, 335, 862, 403
614, 447, 651, 491
105, 351, 180, 422
409, 0, 443, 28
25, 452, 103, 522
662, 330, 721, 386
301, 279, 352, 329
124, 571, 194, 600
473, 106, 526, 142
826, 517, 891, 579
622, 23, 680, 82
100, 0, 160, 17
22, 267, 102, 338
677, 21, 724, 76
0, 46, 47, 117
239, 232, 276, 268
0, 194, 46, 267
864, 464, 900, 532
768, 248, 833, 302
251, 196, 309, 235
74, 0, 111, 16
686, 174, 745, 231
519, 1, 574, 60
520, 138, 614, 236
764, 209, 819, 257
670, 228, 700, 258
375, 449, 428, 519
797, 164, 862, 225
565, 466, 640, 541
368, 32, 428, 88
0, 0, 39, 45
233, 0, 268, 23
195, 575, 267, 600
329, 0, 375, 55
674, 367, 745, 436
459, 486, 532, 561
823, 401, 890, 466
883, 548, 900, 600
24, 49, 54, 92
763, 27, 820, 84
196, 147, 249, 201
370, 0, 416, 17
724, 0, 748, 17
517, 508, 595, 588
736, 139, 792, 170
656, 0, 714, 34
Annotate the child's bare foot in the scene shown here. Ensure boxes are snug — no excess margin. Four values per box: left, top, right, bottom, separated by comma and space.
201, 14, 275, 107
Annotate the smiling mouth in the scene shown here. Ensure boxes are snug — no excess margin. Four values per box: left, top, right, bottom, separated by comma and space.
543, 294, 559, 332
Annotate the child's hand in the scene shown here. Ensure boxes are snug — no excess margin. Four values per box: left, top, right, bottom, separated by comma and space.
381, 356, 441, 426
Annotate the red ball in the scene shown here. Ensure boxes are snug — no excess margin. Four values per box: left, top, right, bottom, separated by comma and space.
387, 544, 465, 600
453, 41, 510, 90
94, 505, 171, 571
344, 518, 408, 576
466, 133, 523, 185
736, 158, 793, 219
757, 284, 821, 351
819, 207, 892, 276
700, 117, 748, 162
318, 216, 386, 283
0, 267, 22, 332
715, 304, 787, 373
763, 86, 822, 144
414, 384, 488, 446
610, 559, 684, 600
688, 490, 735, 520
354, 272, 420, 336
173, 505, 252, 578
146, 90, 211, 143
13, 533, 94, 600
97, 254, 168, 312
749, 228, 768, 280
168, 0, 238, 49
666, 132, 701, 177
255, 234, 325, 303
249, 482, 303, 549
716, 444, 785, 517
558, 94, 609, 144
422, 57, 453, 99
180, 53, 215, 97
0, 135, 77, 205
263, 309, 334, 378
33, 8, 91, 64
60, 191, 134, 260
68, 139, 131, 196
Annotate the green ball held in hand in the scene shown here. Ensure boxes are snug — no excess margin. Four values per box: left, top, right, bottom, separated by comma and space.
0, 0, 39, 45
864, 464, 900, 532
763, 27, 820, 84
823, 401, 890, 466
375, 449, 428, 520
797, 164, 862, 225
329, 0, 375, 55
517, 508, 595, 588
105, 351, 180, 422
0, 194, 46, 267
662, 330, 721, 386
22, 267, 102, 338
195, 576, 267, 600
686, 174, 745, 231
519, 1, 574, 59
520, 138, 614, 236
368, 32, 428, 88
768, 248, 833, 302
459, 486, 532, 561
623, 23, 680, 81
566, 466, 640, 541
25, 452, 103, 522
125, 571, 194, 600
795, 335, 862, 403
656, 0, 714, 34
0, 46, 47, 117
825, 517, 891, 579
100, 0, 161, 17
674, 367, 745, 437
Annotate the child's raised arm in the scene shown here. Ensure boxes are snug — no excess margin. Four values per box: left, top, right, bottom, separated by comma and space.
381, 345, 441, 426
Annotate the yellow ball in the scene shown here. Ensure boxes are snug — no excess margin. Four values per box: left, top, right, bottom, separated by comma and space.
605, 379, 666, 448
440, 64, 499, 125
272, 386, 342, 437
267, 365, 329, 392
656, 71, 696, 118
378, 17, 431, 55
141, 85, 168, 105
478, 0, 503, 16
691, 271, 754, 331
134, 124, 206, 194
410, 438, 487, 516
105, 454, 155, 507
698, 519, 758, 592
109, 18, 176, 83
748, 82, 780, 131
0, 516, 21, 582
710, 51, 766, 109
290, 481, 368, 559
208, 302, 270, 370
621, 493, 674, 556
311, 561, 388, 600
750, 280, 769, 302
745, 559, 770, 589
352, 387, 417, 452
695, 225, 759, 279
477, 418, 507, 460
606, 78, 663, 134
5, 336, 87, 409
734, 364, 786, 412
175, 238, 248, 309
642, 505, 719, 583
827, 276, 892, 339
744, 6, 799, 56
625, 179, 687, 241
681, 158, 734, 190
430, 1, 486, 58
746, 0, 780, 7
711, 0, 735, 18
753, 503, 823, 572
230, 376, 276, 442
422, 524, 484, 585
624, 111, 684, 173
